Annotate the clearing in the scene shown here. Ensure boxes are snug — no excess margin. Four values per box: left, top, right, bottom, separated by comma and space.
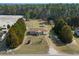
13, 19, 49, 54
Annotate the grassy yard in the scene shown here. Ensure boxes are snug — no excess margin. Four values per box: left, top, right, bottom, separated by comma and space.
51, 28, 79, 54
46, 23, 79, 54
22, 19, 79, 55
26, 19, 40, 28
13, 19, 49, 54
56, 43, 79, 54
14, 44, 48, 54
10, 19, 79, 55
14, 36, 48, 54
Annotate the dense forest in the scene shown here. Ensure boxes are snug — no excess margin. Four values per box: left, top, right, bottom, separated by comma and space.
0, 4, 79, 27
0, 4, 79, 18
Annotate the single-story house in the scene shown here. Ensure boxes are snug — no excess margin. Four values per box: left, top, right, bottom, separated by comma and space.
27, 28, 48, 36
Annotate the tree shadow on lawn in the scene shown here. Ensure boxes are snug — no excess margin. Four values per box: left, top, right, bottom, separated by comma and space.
49, 29, 67, 46
49, 35, 67, 46
73, 33, 79, 38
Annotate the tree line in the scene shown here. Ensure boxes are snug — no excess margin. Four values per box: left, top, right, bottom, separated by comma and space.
0, 4, 79, 19
0, 4, 79, 27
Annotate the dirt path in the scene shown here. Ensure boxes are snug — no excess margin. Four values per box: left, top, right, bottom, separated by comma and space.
45, 35, 58, 55
44, 25, 60, 55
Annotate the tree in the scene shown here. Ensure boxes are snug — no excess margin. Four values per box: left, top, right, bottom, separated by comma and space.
59, 25, 73, 43
5, 18, 26, 49
7, 24, 10, 29
54, 19, 66, 34
66, 16, 79, 28
24, 11, 30, 21
53, 19, 73, 44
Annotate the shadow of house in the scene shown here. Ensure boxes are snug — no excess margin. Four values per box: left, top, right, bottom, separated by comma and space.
51, 35, 66, 46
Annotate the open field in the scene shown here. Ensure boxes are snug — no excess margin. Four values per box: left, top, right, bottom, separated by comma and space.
1, 18, 79, 55
13, 19, 49, 54
11, 19, 79, 55
14, 36, 48, 54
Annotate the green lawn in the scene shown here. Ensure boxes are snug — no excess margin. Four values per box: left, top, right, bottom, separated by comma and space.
13, 19, 49, 54
14, 36, 48, 54
51, 29, 79, 54
22, 19, 79, 54
49, 24, 79, 54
